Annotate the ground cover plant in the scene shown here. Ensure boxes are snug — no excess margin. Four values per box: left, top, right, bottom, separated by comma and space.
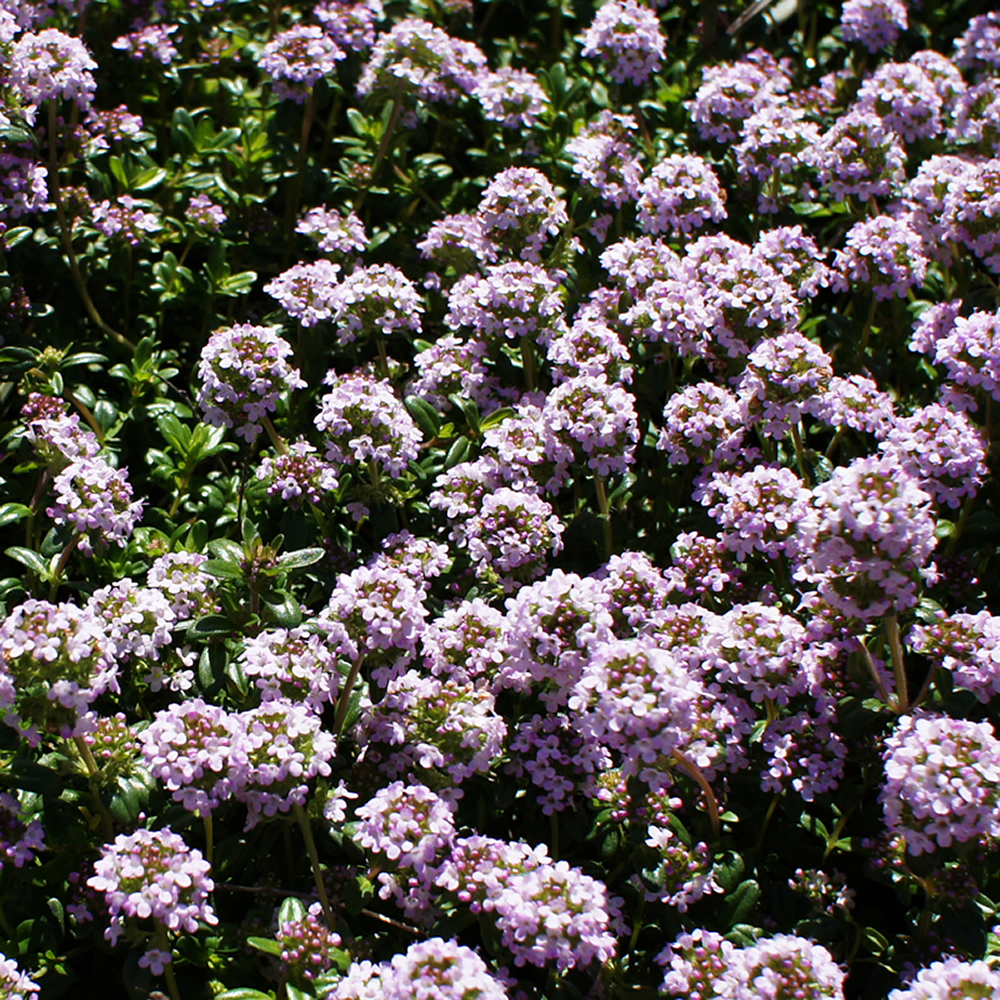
1, 0, 1000, 997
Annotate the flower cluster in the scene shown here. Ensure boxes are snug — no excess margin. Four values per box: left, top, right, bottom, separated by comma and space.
580, 0, 666, 86
257, 25, 345, 103
793, 455, 938, 619
881, 714, 1000, 855
88, 828, 217, 958
264, 260, 341, 328
0, 599, 115, 744
315, 372, 422, 477
197, 325, 305, 442
636, 156, 727, 236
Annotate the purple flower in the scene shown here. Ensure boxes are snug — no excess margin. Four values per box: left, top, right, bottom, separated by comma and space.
490, 856, 620, 970
841, 0, 908, 52
729, 934, 846, 1000
879, 403, 987, 509
688, 51, 790, 144
47, 455, 144, 555
416, 212, 497, 273
735, 104, 822, 212
315, 0, 383, 53
446, 262, 564, 342
954, 12, 1000, 75
682, 235, 800, 362
146, 551, 216, 619
321, 561, 427, 683
474, 67, 548, 129
658, 928, 736, 998
406, 335, 493, 413
257, 439, 339, 506
421, 598, 508, 686
856, 61, 943, 142
832, 214, 928, 300
753, 226, 833, 298
112, 23, 179, 65
141, 698, 241, 816
808, 109, 906, 202
264, 260, 341, 327
580, 0, 666, 86
357, 18, 486, 107
297, 205, 368, 256
11, 29, 97, 109
0, 953, 40, 998
231, 700, 337, 828
547, 313, 633, 384
600, 236, 679, 296
794, 455, 938, 620
571, 636, 708, 777
566, 112, 643, 207
891, 959, 1000, 1000
737, 332, 834, 438
0, 792, 45, 871
881, 714, 1000, 855
464, 487, 565, 591
355, 781, 456, 879
85, 579, 175, 662
506, 712, 610, 814
703, 465, 812, 560
909, 611, 1000, 703
930, 309, 1000, 401
810, 374, 896, 437
359, 669, 506, 783
185, 193, 226, 234
315, 371, 422, 477
499, 569, 614, 704
760, 714, 846, 802
642, 825, 721, 911
478, 166, 569, 262
542, 374, 639, 477
657, 381, 747, 467
0, 154, 50, 220
950, 80, 1000, 158
239, 625, 344, 709
329, 263, 423, 343
278, 902, 342, 982
257, 25, 345, 103
382, 938, 507, 1000
636, 155, 727, 236
92, 195, 162, 245
88, 828, 217, 947
197, 324, 305, 442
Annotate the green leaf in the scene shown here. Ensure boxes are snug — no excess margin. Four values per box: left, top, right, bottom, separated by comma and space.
215, 990, 276, 1000
246, 936, 284, 958
131, 166, 168, 192
62, 352, 108, 367
203, 558, 243, 580
0, 504, 31, 528
443, 435, 471, 470
189, 614, 236, 637
404, 396, 441, 439
261, 591, 303, 628
276, 548, 325, 571
217, 270, 258, 295
0, 125, 33, 145
209, 538, 245, 563
3, 227, 33, 248
5, 546, 49, 578
278, 896, 307, 925
0, 760, 63, 797
719, 879, 761, 929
